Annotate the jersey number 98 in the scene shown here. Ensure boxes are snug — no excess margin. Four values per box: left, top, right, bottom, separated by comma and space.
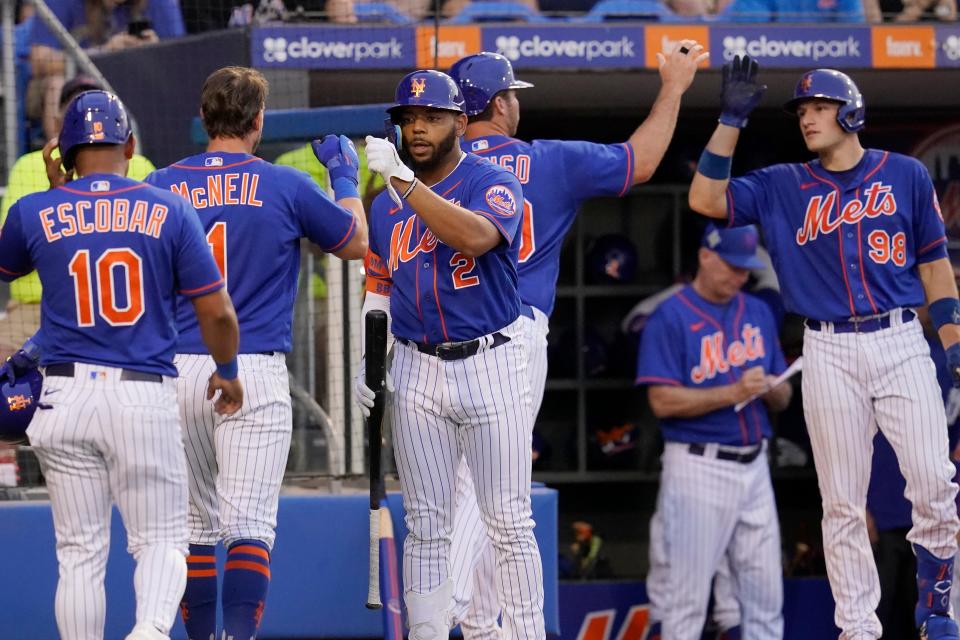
68, 248, 145, 327
867, 230, 907, 267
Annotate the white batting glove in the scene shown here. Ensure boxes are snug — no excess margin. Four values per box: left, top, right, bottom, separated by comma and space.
354, 358, 395, 419
365, 136, 414, 208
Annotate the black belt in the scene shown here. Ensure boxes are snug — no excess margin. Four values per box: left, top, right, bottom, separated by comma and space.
45, 363, 163, 383
688, 442, 763, 464
805, 308, 916, 334
397, 332, 511, 361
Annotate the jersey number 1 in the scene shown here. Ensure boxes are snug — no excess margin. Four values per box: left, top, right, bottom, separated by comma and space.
207, 221, 228, 284
68, 248, 145, 327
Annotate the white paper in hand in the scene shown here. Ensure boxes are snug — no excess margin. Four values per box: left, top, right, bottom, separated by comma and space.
735, 356, 803, 412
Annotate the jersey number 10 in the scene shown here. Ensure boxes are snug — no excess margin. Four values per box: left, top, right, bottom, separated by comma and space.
68, 248, 144, 327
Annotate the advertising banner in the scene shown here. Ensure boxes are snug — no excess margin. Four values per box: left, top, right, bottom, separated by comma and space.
483, 25, 645, 68
709, 25, 872, 67
251, 25, 415, 69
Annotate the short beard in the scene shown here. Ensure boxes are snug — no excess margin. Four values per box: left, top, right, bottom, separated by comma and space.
405, 127, 459, 175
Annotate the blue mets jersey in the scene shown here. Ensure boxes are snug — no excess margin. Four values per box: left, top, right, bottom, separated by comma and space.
146, 152, 357, 354
0, 174, 223, 376
727, 149, 947, 322
463, 135, 634, 316
635, 286, 787, 446
365, 153, 524, 343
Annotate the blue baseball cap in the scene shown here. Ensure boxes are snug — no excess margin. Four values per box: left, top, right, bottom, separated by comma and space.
701, 223, 764, 270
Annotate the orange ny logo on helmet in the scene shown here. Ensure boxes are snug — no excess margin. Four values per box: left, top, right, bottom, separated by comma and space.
92, 120, 105, 140
800, 73, 813, 93
410, 78, 426, 98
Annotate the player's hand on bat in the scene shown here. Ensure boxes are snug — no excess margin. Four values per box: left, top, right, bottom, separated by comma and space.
207, 372, 244, 416
656, 39, 709, 94
312, 135, 360, 196
734, 365, 769, 403
719, 54, 767, 129
365, 135, 414, 208
354, 359, 394, 419
42, 138, 72, 189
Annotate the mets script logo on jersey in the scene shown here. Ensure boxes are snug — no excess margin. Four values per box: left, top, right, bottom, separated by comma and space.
411, 77, 426, 97
796, 181, 898, 245
691, 324, 765, 384
485, 185, 517, 217
389, 216, 437, 272
7, 393, 32, 412
204, 156, 224, 167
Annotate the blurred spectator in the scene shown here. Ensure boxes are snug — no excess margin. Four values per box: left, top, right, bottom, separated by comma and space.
28, 0, 185, 143
720, 0, 865, 21
386, 0, 538, 21
863, 0, 956, 21
0, 75, 155, 360
561, 521, 611, 579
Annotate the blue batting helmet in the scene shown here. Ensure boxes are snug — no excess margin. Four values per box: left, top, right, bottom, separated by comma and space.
387, 70, 465, 120
449, 52, 534, 117
783, 69, 865, 133
59, 90, 133, 171
0, 368, 42, 445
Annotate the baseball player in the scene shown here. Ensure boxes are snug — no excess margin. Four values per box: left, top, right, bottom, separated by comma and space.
356, 69, 543, 640
145, 66, 367, 640
636, 224, 791, 640
0, 90, 242, 640
688, 57, 960, 640
444, 45, 708, 636
0, 74, 156, 360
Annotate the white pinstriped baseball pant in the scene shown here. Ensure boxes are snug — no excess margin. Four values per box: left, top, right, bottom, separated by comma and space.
802, 314, 959, 639
449, 308, 548, 638
653, 441, 782, 640
391, 316, 545, 640
27, 363, 189, 640
175, 352, 292, 550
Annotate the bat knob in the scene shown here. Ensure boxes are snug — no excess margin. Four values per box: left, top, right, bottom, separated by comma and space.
366, 602, 383, 610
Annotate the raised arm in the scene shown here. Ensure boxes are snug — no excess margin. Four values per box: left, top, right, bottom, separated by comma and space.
688, 55, 766, 220
628, 40, 710, 185
313, 135, 369, 260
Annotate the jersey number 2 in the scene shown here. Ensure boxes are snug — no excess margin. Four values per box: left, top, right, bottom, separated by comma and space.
68, 249, 145, 327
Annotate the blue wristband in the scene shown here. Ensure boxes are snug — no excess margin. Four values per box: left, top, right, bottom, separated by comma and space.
929, 298, 960, 330
332, 177, 360, 201
697, 149, 733, 180
216, 358, 238, 380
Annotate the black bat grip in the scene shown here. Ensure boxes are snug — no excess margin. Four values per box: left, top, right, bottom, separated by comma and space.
365, 310, 388, 510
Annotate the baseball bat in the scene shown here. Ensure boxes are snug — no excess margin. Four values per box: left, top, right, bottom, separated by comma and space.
365, 309, 388, 610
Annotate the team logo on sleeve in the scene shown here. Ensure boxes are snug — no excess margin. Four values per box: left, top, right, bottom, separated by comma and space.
484, 185, 517, 217
204, 157, 223, 167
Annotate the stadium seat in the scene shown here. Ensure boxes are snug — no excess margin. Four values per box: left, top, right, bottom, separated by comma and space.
580, 0, 671, 20
446, 1, 550, 23
354, 2, 415, 23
